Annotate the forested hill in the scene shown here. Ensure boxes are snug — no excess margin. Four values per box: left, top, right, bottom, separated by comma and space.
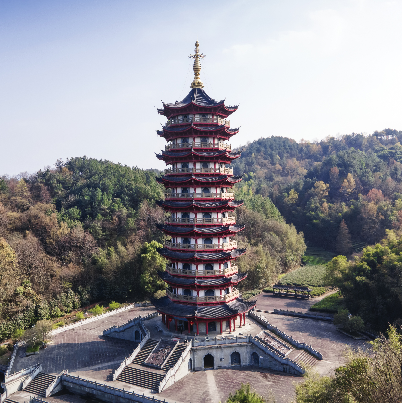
0, 157, 305, 341
232, 128, 402, 252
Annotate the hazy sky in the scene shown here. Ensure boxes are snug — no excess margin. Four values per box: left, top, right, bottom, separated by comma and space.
1, 0, 402, 176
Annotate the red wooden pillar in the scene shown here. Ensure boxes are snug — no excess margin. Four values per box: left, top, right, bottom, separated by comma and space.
239, 314, 242, 327
243, 312, 246, 324
233, 317, 236, 331
196, 321, 199, 335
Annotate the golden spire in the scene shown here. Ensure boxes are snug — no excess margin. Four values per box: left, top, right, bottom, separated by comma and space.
189, 41, 205, 89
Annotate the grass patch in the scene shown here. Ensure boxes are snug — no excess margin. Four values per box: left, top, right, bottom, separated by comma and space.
0, 345, 8, 356
279, 265, 328, 287
310, 291, 344, 313
89, 304, 104, 316
52, 321, 65, 329
75, 312, 85, 321
303, 247, 337, 264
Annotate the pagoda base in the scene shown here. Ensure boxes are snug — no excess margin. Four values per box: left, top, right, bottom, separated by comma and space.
152, 296, 256, 336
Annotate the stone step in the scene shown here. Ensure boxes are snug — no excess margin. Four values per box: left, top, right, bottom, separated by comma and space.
133, 339, 159, 365
292, 350, 318, 368
117, 366, 164, 391
23, 372, 56, 397
263, 329, 294, 349
162, 342, 187, 372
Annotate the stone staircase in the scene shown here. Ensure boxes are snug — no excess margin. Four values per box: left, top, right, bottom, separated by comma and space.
118, 339, 188, 391
264, 329, 293, 350
132, 339, 158, 365
291, 350, 318, 369
162, 342, 187, 371
23, 372, 56, 397
118, 366, 164, 391
3, 399, 19, 403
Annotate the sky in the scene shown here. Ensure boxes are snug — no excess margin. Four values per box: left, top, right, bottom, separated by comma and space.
1, 0, 402, 176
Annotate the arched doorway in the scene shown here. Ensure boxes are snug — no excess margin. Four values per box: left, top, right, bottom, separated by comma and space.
134, 330, 140, 341
183, 263, 191, 271
205, 263, 213, 271
204, 354, 214, 369
205, 289, 215, 297
204, 238, 213, 246
208, 321, 216, 332
183, 289, 192, 297
188, 358, 193, 371
251, 352, 259, 366
231, 352, 241, 366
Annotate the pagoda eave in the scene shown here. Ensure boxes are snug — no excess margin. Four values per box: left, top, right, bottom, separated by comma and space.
156, 200, 244, 212
156, 224, 245, 237
157, 247, 246, 263
156, 175, 242, 187
158, 104, 238, 120
157, 125, 239, 140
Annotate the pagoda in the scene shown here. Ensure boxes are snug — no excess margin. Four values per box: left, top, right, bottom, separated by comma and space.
153, 42, 256, 336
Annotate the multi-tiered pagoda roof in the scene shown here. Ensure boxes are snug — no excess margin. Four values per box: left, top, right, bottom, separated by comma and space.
152, 41, 256, 335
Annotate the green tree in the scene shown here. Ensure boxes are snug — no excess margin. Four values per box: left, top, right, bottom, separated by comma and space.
139, 241, 167, 297
335, 219, 352, 255
226, 383, 272, 403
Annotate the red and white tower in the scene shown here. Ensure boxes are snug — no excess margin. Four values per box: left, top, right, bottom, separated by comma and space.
153, 42, 256, 335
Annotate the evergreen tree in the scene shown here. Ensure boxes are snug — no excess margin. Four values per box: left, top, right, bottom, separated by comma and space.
335, 219, 352, 255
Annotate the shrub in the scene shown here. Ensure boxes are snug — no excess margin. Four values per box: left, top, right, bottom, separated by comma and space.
108, 301, 121, 311
334, 309, 364, 334
12, 328, 25, 340
0, 345, 8, 356
75, 312, 85, 320
89, 305, 104, 316
334, 309, 350, 328
242, 289, 261, 300
51, 307, 63, 318
26, 343, 41, 353
52, 321, 65, 329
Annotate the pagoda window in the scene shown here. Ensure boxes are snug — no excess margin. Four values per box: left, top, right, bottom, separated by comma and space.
205, 263, 213, 271
181, 212, 190, 220
202, 162, 209, 169
224, 288, 230, 295
208, 322, 216, 332
182, 238, 191, 245
181, 137, 190, 144
182, 187, 189, 194
202, 187, 210, 194
183, 289, 192, 297
223, 262, 229, 269
222, 212, 226, 218
203, 212, 212, 219
205, 289, 215, 297
204, 238, 213, 245
183, 263, 191, 271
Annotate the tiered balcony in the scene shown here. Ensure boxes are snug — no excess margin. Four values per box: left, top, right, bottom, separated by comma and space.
165, 167, 233, 175
165, 240, 237, 251
166, 265, 239, 277
166, 116, 230, 127
166, 216, 236, 225
165, 142, 231, 151
165, 191, 234, 199
167, 288, 240, 303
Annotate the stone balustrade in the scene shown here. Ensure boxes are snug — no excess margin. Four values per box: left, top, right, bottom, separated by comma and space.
249, 310, 322, 360
103, 312, 158, 336
165, 142, 231, 151
165, 265, 238, 277
165, 240, 237, 251
158, 340, 193, 393
165, 167, 233, 175
166, 115, 229, 126
192, 335, 250, 347
167, 289, 239, 304
61, 374, 169, 403
4, 341, 25, 379
166, 216, 235, 225
164, 192, 234, 199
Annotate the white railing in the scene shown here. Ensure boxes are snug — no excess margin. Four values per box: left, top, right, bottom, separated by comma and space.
103, 312, 158, 336
165, 142, 231, 151
193, 335, 249, 346
158, 340, 192, 393
49, 304, 137, 337
61, 374, 168, 402
167, 289, 239, 303
164, 192, 234, 199
166, 266, 238, 277
249, 310, 322, 360
166, 116, 230, 126
165, 167, 233, 175
5, 363, 40, 384
166, 216, 235, 224
112, 321, 150, 381
4, 341, 25, 379
165, 240, 237, 251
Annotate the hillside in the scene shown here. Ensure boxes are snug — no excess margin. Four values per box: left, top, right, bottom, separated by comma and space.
232, 128, 402, 252
0, 157, 305, 341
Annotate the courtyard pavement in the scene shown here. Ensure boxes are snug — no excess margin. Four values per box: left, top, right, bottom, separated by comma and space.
9, 293, 368, 403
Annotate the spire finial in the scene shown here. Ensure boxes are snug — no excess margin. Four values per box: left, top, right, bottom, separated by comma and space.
189, 41, 205, 89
